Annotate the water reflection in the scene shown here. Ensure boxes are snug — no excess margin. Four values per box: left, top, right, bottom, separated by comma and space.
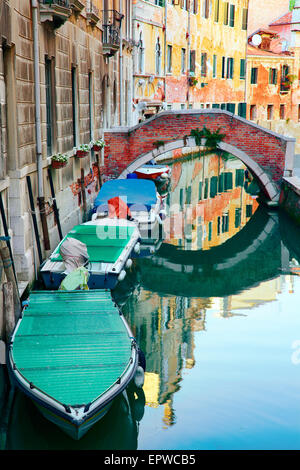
3, 150, 300, 449
163, 152, 259, 251
5, 385, 145, 450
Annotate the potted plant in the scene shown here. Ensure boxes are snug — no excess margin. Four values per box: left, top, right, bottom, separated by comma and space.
189, 128, 207, 146
90, 138, 105, 152
51, 153, 68, 169
75, 144, 90, 158
188, 76, 198, 87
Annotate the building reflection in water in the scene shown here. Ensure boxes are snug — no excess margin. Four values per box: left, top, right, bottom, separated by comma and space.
163, 150, 259, 250
122, 150, 297, 430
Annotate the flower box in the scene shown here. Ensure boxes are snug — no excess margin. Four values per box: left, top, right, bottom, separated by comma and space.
92, 145, 102, 152
51, 160, 67, 169
76, 150, 89, 158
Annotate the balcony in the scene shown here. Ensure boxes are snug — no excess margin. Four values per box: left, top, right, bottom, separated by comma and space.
39, 0, 71, 28
70, 0, 85, 14
86, 1, 100, 27
102, 10, 124, 57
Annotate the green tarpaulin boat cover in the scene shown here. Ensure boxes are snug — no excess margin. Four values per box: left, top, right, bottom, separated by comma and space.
50, 224, 136, 263
11, 290, 133, 406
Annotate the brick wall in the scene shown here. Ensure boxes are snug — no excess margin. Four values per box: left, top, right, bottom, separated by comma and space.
103, 110, 290, 183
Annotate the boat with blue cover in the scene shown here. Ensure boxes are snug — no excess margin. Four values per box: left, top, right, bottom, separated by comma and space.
92, 179, 164, 242
7, 289, 141, 440
40, 218, 140, 290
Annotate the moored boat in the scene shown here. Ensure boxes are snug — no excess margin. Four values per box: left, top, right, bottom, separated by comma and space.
92, 179, 164, 242
6, 289, 141, 440
133, 163, 171, 182
40, 218, 140, 290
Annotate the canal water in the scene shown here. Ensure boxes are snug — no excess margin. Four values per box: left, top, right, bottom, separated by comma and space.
2, 150, 300, 450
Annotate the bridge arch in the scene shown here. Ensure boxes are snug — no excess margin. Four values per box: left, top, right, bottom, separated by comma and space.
103, 110, 296, 203
118, 136, 279, 202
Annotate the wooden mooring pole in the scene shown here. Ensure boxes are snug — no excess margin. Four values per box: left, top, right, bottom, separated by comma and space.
0, 240, 20, 326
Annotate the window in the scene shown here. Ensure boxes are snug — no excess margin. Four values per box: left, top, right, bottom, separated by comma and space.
280, 64, 290, 92
237, 102, 247, 118
298, 104, 300, 121
204, 178, 209, 199
217, 216, 221, 235
240, 59, 246, 79
201, 52, 207, 77
45, 58, 53, 156
242, 8, 248, 30
229, 4, 235, 27
250, 104, 257, 120
222, 212, 229, 233
190, 50, 196, 74
224, 2, 229, 25
267, 104, 274, 120
155, 0, 165, 6
208, 222, 212, 241
222, 56, 226, 78
202, 0, 210, 19
71, 66, 78, 147
214, 0, 220, 22
213, 54, 217, 78
155, 37, 161, 75
280, 104, 285, 120
180, 103, 185, 109
199, 181, 203, 200
167, 45, 172, 73
235, 169, 244, 187
210, 176, 218, 198
235, 208, 241, 228
182, 0, 188, 9
251, 67, 258, 84
224, 172, 233, 190
246, 204, 252, 218
269, 68, 278, 85
138, 33, 145, 74
226, 57, 234, 79
192, 0, 198, 14
226, 103, 235, 114
181, 48, 186, 73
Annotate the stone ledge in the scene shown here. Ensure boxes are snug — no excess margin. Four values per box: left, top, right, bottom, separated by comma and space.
282, 176, 300, 196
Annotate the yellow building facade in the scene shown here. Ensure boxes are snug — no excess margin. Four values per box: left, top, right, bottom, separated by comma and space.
132, 0, 249, 123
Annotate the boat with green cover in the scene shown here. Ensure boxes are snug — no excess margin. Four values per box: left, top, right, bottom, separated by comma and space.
7, 289, 139, 440
40, 218, 141, 290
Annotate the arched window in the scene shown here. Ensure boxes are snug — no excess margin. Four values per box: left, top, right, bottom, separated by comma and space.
155, 37, 161, 76
138, 32, 144, 74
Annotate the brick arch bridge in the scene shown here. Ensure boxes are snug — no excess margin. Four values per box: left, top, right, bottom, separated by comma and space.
103, 110, 296, 203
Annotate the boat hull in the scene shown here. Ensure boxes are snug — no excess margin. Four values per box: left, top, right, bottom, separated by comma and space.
34, 399, 113, 440
41, 270, 119, 290
7, 290, 140, 440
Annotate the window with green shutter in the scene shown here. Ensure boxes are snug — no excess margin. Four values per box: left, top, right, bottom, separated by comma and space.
210, 176, 218, 198
224, 172, 233, 190
235, 169, 244, 187
240, 59, 246, 79
251, 67, 258, 84
237, 102, 247, 118
229, 4, 235, 27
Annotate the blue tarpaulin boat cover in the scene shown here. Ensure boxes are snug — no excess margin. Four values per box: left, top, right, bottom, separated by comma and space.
93, 179, 157, 214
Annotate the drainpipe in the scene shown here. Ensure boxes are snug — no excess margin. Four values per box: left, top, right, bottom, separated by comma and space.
31, 0, 50, 251
119, 0, 124, 126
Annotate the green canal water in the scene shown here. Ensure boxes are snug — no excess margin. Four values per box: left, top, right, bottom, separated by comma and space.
2, 152, 300, 450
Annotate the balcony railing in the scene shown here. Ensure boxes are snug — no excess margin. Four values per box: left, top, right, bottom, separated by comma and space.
39, 0, 71, 28
86, 1, 100, 26
102, 10, 124, 57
